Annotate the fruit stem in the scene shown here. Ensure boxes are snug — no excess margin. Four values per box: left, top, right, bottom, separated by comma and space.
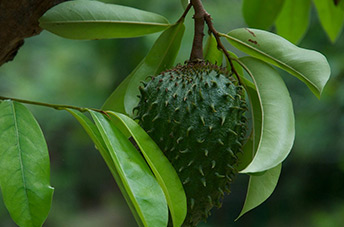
190, 0, 207, 61
188, 0, 241, 84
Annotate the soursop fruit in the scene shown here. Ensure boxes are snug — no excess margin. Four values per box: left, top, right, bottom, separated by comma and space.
134, 61, 247, 226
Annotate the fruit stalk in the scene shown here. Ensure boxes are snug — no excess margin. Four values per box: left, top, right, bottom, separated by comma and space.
189, 0, 208, 61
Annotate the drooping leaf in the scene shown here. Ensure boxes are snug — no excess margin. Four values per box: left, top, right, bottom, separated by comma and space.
275, 0, 311, 44
239, 57, 295, 173
39, 0, 170, 40
66, 109, 143, 226
0, 101, 54, 227
107, 111, 187, 227
102, 21, 185, 116
204, 34, 223, 65
236, 164, 282, 220
235, 77, 260, 171
313, 0, 344, 43
90, 111, 168, 227
224, 28, 331, 98
242, 0, 285, 29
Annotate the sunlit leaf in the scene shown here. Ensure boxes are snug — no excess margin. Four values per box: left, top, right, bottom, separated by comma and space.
275, 0, 311, 44
224, 28, 331, 98
39, 0, 170, 40
66, 109, 143, 226
90, 111, 168, 227
236, 164, 282, 220
102, 21, 185, 116
242, 0, 285, 29
204, 34, 223, 65
239, 57, 294, 173
0, 101, 53, 227
313, 0, 344, 43
107, 111, 187, 227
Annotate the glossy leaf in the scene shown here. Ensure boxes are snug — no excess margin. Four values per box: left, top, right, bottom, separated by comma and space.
224, 28, 331, 98
239, 57, 295, 173
90, 111, 168, 227
39, 0, 170, 40
102, 21, 185, 116
107, 111, 187, 227
0, 101, 53, 227
236, 164, 282, 219
242, 0, 285, 29
236, 77, 260, 171
313, 0, 344, 43
275, 0, 311, 44
204, 34, 223, 65
66, 109, 144, 226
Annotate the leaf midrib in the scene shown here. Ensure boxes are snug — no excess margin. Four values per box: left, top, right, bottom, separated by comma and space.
11, 103, 33, 225
224, 33, 319, 92
40, 20, 169, 26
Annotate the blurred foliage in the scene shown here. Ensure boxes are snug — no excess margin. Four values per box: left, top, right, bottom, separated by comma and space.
0, 0, 343, 226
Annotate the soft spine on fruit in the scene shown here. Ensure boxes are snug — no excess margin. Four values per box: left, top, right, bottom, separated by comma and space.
135, 61, 247, 226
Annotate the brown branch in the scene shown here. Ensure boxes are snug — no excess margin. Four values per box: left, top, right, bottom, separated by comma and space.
189, 0, 207, 61
204, 15, 241, 84
0, 0, 68, 67
187, 0, 241, 84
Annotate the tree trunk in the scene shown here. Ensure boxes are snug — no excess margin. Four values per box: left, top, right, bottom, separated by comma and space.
0, 0, 67, 66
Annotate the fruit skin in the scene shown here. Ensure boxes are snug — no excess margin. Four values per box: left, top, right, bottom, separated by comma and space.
134, 61, 247, 226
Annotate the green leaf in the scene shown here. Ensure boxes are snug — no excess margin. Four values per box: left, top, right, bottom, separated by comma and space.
66, 109, 143, 226
90, 111, 168, 227
204, 34, 223, 65
239, 57, 295, 173
102, 21, 185, 116
39, 0, 170, 40
224, 28, 331, 98
181, 0, 190, 9
107, 111, 187, 227
236, 77, 260, 171
236, 164, 282, 220
313, 0, 344, 43
275, 0, 311, 44
0, 101, 53, 227
242, 0, 285, 29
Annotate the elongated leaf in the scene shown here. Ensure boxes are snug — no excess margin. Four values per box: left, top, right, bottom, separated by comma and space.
242, 0, 285, 29
224, 28, 331, 98
39, 0, 170, 40
313, 0, 344, 43
90, 111, 168, 227
236, 164, 282, 219
204, 34, 223, 65
102, 21, 185, 115
275, 0, 311, 44
107, 111, 186, 227
239, 57, 294, 173
66, 109, 143, 226
0, 101, 53, 227
236, 77, 260, 171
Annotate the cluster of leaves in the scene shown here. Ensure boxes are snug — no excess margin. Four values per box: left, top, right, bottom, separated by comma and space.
0, 0, 331, 226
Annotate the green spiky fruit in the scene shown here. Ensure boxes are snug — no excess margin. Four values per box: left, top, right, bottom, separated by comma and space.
134, 61, 247, 226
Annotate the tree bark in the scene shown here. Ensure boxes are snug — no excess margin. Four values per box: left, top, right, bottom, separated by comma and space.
0, 0, 67, 66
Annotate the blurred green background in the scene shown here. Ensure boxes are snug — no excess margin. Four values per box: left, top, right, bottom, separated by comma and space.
0, 0, 344, 226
